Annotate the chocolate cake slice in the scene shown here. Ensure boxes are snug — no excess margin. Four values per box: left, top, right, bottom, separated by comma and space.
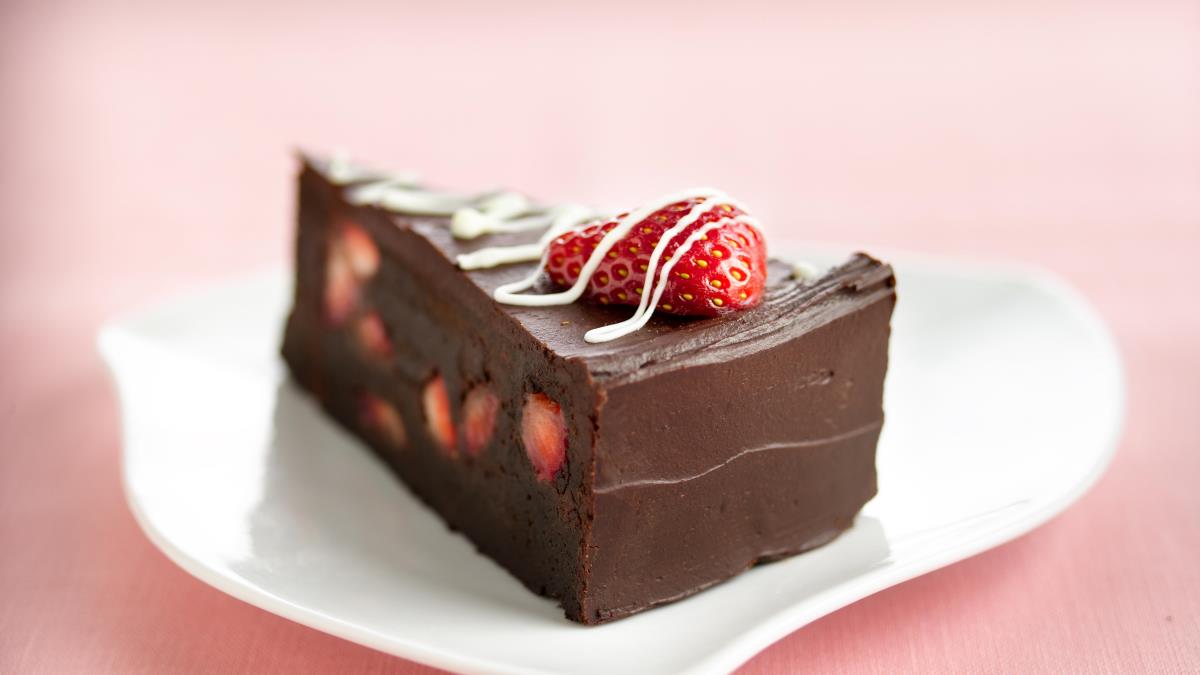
280, 153, 896, 624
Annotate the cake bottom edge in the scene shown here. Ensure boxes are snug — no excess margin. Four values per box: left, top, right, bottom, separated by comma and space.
587, 517, 863, 625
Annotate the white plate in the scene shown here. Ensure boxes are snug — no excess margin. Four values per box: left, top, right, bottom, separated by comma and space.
99, 247, 1123, 675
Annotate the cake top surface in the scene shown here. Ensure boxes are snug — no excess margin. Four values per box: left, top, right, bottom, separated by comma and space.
307, 154, 894, 384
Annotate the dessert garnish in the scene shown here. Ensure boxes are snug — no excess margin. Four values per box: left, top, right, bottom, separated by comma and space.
329, 155, 769, 343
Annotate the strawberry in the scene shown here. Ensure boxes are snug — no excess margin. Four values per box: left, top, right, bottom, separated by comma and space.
543, 197, 767, 317
338, 219, 380, 278
323, 249, 359, 325
423, 374, 457, 455
521, 393, 566, 482
359, 392, 406, 447
354, 311, 393, 360
462, 385, 500, 457
322, 218, 380, 326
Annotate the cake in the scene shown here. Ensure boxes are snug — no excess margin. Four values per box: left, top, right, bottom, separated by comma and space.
280, 152, 896, 624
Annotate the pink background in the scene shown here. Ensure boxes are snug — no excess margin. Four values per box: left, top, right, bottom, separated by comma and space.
2, 0, 1198, 672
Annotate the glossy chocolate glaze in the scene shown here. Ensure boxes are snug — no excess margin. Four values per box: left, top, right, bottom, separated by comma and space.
282, 157, 896, 623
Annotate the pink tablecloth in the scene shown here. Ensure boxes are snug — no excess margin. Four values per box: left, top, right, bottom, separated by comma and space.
2, 1, 1198, 672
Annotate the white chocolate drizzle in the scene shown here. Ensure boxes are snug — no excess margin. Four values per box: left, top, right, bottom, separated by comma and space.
585, 214, 760, 343
791, 260, 821, 282
321, 155, 765, 343
456, 204, 595, 271
325, 150, 421, 188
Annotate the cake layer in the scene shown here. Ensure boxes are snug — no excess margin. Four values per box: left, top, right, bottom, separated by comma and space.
586, 280, 889, 618
281, 155, 896, 623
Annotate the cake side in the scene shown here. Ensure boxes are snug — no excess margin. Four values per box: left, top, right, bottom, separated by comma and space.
281, 162, 601, 620
584, 276, 893, 621
592, 254, 893, 488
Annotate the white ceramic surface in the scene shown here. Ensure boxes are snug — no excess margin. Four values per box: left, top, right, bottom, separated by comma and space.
98, 247, 1123, 675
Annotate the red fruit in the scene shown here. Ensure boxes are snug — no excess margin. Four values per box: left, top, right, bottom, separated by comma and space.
423, 374, 457, 454
322, 219, 379, 326
521, 393, 566, 482
337, 219, 380, 279
543, 198, 767, 317
323, 250, 359, 325
354, 311, 393, 359
360, 393, 406, 447
461, 385, 500, 457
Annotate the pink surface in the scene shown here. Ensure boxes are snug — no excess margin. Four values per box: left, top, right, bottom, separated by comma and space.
2, 0, 1198, 672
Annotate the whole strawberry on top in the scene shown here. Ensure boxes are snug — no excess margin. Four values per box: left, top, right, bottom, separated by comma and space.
543, 197, 768, 317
